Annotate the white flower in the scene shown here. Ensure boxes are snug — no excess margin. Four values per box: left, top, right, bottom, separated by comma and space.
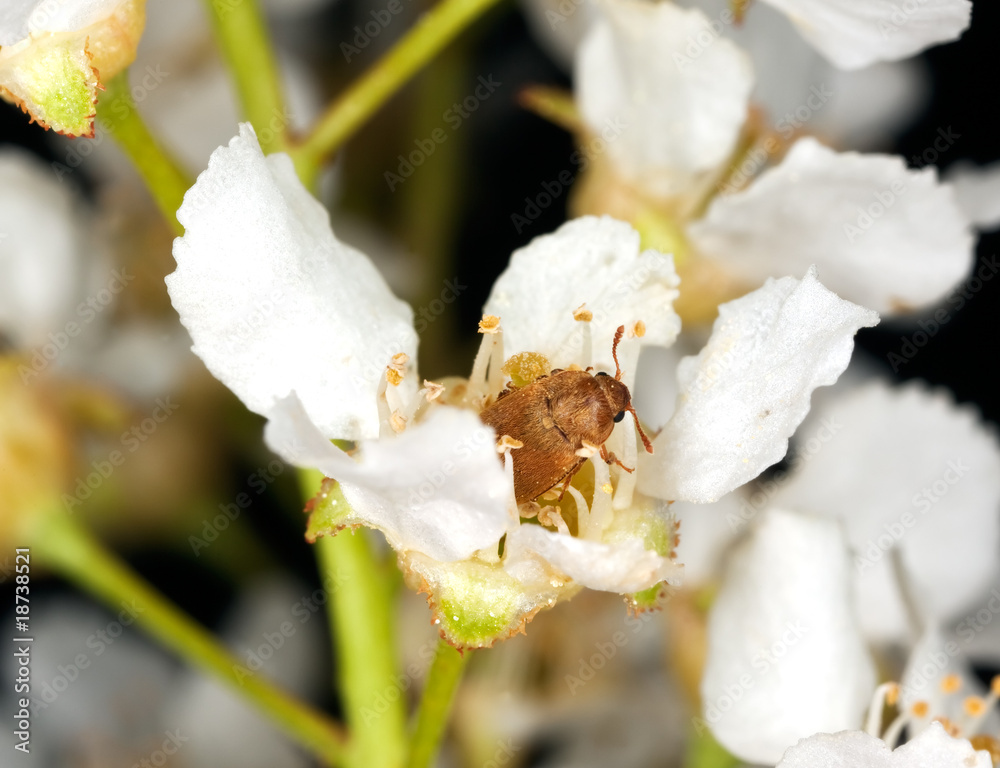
573, 0, 974, 319
698, 380, 1000, 761
776, 722, 991, 768
167, 124, 877, 647
0, 0, 146, 136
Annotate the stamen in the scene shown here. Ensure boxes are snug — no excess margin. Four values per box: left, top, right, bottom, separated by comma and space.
963, 696, 986, 718
631, 320, 646, 338
497, 435, 524, 453
518, 501, 541, 520
961, 674, 1000, 737
577, 314, 593, 370
864, 682, 900, 737
502, 451, 520, 527
590, 456, 614, 536
941, 674, 962, 694
537, 505, 571, 536
573, 303, 593, 322
565, 485, 591, 538
576, 440, 599, 459
883, 698, 927, 748
389, 411, 407, 433
470, 315, 505, 404
613, 412, 638, 511
912, 701, 930, 718
420, 380, 445, 401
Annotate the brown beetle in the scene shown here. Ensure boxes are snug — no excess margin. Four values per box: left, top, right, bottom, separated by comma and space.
480, 325, 653, 505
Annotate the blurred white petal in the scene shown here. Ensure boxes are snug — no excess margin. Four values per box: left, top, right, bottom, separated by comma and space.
641, 268, 878, 503
167, 124, 417, 441
575, 0, 752, 197
946, 160, 1000, 231
702, 509, 876, 764
689, 137, 973, 315
758, 0, 971, 70
773, 381, 1000, 642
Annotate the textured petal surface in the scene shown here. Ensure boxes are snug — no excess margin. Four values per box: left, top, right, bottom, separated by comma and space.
266, 395, 510, 562
641, 268, 878, 503
777, 723, 991, 767
167, 125, 417, 441
773, 381, 1000, 642
702, 509, 875, 765
575, 0, 752, 196
946, 160, 1000, 230
484, 216, 680, 371
758, 0, 971, 70
504, 523, 681, 594
689, 138, 973, 315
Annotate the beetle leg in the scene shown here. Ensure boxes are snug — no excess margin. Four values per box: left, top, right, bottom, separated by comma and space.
600, 444, 634, 473
554, 472, 575, 500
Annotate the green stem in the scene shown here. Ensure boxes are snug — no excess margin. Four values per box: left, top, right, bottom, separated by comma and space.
289, 0, 505, 186
203, 0, 288, 154
683, 727, 740, 768
97, 71, 191, 235
32, 512, 348, 766
406, 641, 470, 768
302, 472, 407, 768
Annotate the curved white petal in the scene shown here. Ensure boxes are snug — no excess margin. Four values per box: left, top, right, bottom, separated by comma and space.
575, 0, 752, 197
702, 509, 875, 765
773, 381, 1000, 642
484, 216, 680, 370
0, 147, 106, 349
265, 395, 510, 562
670, 492, 746, 586
689, 138, 973, 315
777, 723, 990, 767
641, 268, 878, 503
167, 124, 417, 441
946, 160, 1000, 231
504, 523, 681, 593
0, 0, 119, 43
758, 0, 971, 70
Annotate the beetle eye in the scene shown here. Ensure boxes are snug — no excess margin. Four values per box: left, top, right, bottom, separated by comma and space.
613, 411, 625, 423
596, 371, 609, 377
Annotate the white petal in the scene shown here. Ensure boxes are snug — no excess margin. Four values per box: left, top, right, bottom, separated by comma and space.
773, 381, 1000, 642
758, 0, 971, 70
0, 148, 106, 349
0, 0, 119, 43
702, 509, 876, 765
689, 137, 973, 315
670, 492, 746, 586
946, 160, 1000, 231
484, 216, 680, 369
777, 730, 890, 767
265, 395, 510, 562
892, 723, 992, 767
167, 125, 417, 441
504, 523, 680, 593
575, 0, 752, 197
641, 268, 877, 503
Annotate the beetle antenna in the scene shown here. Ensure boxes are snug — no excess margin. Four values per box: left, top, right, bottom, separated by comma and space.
628, 405, 654, 454
612, 325, 625, 380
